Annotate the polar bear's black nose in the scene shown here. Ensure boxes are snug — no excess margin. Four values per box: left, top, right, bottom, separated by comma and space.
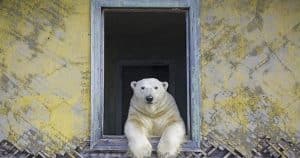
146, 96, 153, 103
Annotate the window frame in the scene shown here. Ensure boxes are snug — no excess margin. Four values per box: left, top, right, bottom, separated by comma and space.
90, 0, 201, 152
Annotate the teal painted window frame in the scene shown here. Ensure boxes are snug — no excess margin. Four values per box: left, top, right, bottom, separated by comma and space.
90, 0, 201, 152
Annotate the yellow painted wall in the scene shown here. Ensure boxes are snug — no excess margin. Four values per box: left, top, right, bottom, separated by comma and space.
201, 0, 300, 156
0, 0, 299, 157
0, 0, 90, 156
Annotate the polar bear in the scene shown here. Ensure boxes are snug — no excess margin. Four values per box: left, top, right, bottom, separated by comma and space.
124, 78, 185, 158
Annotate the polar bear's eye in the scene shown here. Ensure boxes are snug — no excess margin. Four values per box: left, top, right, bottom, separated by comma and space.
141, 86, 145, 90
154, 86, 158, 90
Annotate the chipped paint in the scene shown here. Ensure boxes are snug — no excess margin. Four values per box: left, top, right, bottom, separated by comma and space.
0, 0, 299, 157
0, 0, 90, 156
201, 0, 300, 156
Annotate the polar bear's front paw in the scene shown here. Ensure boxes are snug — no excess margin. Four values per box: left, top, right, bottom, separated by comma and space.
129, 140, 152, 158
157, 141, 179, 158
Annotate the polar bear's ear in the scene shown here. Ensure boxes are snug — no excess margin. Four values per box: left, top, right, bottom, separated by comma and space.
130, 81, 137, 89
162, 81, 168, 90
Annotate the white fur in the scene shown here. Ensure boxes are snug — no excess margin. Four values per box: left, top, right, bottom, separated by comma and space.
125, 78, 185, 158
124, 122, 152, 158
157, 122, 185, 157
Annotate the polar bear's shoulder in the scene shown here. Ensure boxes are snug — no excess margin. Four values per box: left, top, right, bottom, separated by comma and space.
163, 92, 177, 106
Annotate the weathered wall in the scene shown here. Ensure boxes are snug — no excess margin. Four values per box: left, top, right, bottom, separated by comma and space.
201, 0, 300, 156
0, 0, 90, 156
0, 0, 299, 157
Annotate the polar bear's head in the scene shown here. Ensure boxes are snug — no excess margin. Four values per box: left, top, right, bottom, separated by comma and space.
130, 78, 168, 105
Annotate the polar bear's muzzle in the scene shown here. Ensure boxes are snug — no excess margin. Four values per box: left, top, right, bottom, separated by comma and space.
145, 95, 154, 104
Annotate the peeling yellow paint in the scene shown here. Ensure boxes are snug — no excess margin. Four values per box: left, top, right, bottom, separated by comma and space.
201, 0, 300, 156
0, 0, 90, 156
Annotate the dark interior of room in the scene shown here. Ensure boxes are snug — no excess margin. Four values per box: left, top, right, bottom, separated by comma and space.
103, 10, 187, 135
